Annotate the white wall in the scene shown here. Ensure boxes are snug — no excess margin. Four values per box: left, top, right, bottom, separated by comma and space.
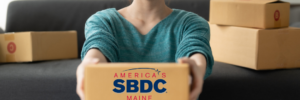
0, 0, 12, 31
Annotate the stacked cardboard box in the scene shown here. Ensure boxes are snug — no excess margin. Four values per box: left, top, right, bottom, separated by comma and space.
0, 31, 78, 63
209, 0, 300, 70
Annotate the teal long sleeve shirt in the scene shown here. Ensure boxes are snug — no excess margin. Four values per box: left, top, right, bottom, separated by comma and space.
81, 8, 214, 79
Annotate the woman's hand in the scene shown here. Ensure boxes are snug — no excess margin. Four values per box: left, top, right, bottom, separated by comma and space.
76, 49, 108, 100
76, 58, 100, 100
178, 54, 207, 100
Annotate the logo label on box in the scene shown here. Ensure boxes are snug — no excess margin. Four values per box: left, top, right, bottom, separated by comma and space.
274, 10, 280, 21
7, 42, 16, 54
113, 68, 167, 100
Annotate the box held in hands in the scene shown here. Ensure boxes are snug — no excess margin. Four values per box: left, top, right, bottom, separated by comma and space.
85, 63, 189, 100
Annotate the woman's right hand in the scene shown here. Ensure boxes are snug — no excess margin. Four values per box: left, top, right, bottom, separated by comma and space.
76, 49, 108, 100
76, 58, 100, 100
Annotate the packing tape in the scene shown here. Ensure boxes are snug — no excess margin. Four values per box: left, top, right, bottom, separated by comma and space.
4, 34, 15, 41
6, 54, 16, 62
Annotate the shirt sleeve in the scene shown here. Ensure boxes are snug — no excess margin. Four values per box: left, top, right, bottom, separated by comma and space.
81, 13, 119, 62
175, 14, 214, 79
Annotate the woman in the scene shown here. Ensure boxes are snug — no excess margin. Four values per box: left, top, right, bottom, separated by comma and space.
76, 0, 214, 100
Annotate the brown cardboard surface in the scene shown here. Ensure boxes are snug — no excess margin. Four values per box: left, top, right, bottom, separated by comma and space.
0, 31, 78, 63
0, 32, 33, 62
258, 28, 300, 70
210, 23, 300, 70
85, 63, 189, 100
210, 0, 290, 29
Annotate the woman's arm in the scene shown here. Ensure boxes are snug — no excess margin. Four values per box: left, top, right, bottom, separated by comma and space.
189, 53, 207, 99
82, 49, 108, 63
175, 12, 214, 100
190, 53, 207, 78
76, 49, 107, 100
77, 10, 119, 100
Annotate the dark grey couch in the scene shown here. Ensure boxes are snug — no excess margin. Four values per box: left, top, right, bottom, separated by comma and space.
291, 6, 300, 27
0, 27, 4, 33
1, 0, 300, 100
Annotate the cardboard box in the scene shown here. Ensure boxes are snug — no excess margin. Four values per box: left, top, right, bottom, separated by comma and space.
210, 0, 290, 29
0, 31, 78, 63
209, 23, 300, 70
85, 63, 189, 100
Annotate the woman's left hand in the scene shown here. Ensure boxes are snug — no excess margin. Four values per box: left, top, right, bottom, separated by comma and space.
178, 55, 206, 100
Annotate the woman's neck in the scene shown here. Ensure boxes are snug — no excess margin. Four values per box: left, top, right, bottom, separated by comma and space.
126, 0, 172, 22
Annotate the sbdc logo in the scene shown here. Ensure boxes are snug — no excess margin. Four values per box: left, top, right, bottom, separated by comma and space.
112, 68, 167, 100
113, 79, 166, 93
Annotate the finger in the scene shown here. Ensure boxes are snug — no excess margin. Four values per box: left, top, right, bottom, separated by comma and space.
190, 86, 201, 100
77, 77, 85, 100
178, 58, 198, 84
77, 88, 84, 100
91, 58, 100, 64
190, 77, 201, 98
177, 58, 202, 100
177, 57, 189, 64
189, 77, 202, 100
184, 60, 201, 100
77, 59, 99, 100
190, 80, 201, 100
178, 58, 194, 85
81, 77, 85, 100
